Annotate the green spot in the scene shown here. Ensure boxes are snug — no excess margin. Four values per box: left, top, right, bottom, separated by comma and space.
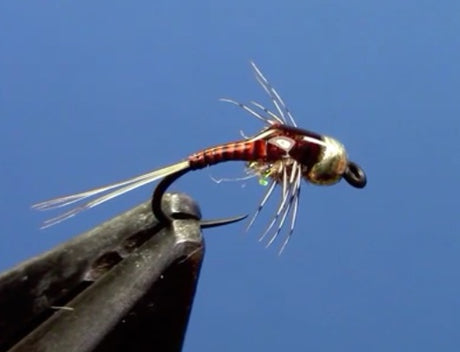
259, 178, 269, 186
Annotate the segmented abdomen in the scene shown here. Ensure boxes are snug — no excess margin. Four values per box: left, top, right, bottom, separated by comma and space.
188, 139, 280, 170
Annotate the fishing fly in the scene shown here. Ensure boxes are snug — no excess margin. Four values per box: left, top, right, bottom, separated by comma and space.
33, 62, 366, 252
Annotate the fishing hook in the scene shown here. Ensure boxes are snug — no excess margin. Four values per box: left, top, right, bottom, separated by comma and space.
151, 168, 248, 228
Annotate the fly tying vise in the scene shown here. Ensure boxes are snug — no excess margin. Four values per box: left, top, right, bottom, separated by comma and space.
33, 62, 366, 253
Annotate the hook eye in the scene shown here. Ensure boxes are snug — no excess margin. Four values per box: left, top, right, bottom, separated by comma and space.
343, 161, 367, 189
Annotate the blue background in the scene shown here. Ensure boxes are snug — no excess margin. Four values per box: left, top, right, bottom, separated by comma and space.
2, 1, 459, 351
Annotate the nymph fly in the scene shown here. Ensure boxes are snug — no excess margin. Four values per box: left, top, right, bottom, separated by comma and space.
33, 62, 366, 252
